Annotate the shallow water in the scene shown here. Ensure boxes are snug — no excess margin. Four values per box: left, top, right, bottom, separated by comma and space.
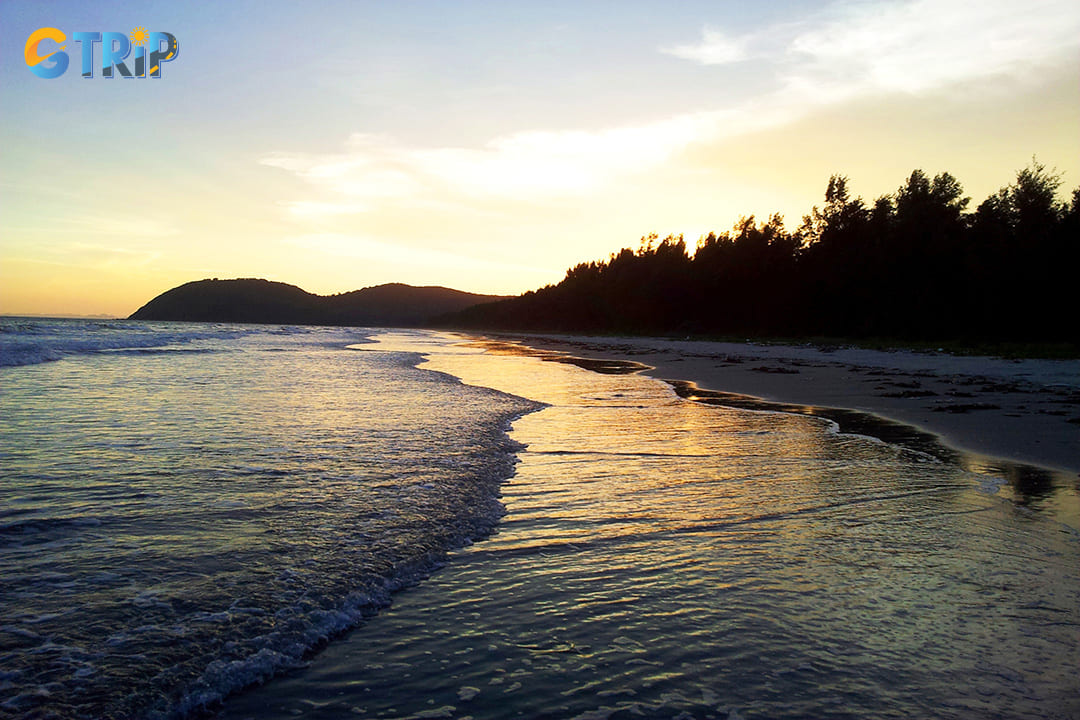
221, 331, 1080, 720
0, 321, 539, 719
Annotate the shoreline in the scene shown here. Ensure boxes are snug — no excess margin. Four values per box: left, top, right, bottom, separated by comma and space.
218, 329, 1080, 719
471, 333, 1080, 479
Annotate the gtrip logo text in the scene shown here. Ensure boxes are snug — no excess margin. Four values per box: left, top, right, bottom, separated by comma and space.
25, 27, 179, 79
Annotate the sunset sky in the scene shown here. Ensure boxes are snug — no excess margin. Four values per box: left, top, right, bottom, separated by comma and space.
2, 0, 1078, 317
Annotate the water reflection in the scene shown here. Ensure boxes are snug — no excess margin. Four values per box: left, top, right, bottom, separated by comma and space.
0, 328, 537, 719
468, 337, 1079, 526
221, 331, 1080, 720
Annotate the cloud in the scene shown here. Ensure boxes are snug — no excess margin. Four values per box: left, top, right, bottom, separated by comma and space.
786, 0, 1080, 96
261, 113, 736, 218
263, 135, 424, 206
62, 214, 181, 238
264, 0, 1080, 226
7, 242, 162, 270
667, 0, 1080, 100
5, 213, 181, 239
661, 27, 749, 65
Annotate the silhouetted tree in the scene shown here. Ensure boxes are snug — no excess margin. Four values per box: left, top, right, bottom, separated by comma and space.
799, 175, 872, 334
444, 161, 1077, 344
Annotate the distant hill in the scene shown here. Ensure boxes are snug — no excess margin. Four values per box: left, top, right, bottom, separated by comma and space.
129, 279, 507, 327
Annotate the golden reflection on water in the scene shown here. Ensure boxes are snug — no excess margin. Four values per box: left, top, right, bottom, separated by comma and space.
371, 331, 1000, 560
220, 330, 1080, 720
1, 329, 547, 719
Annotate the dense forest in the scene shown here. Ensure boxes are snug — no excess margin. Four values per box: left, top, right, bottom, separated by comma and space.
444, 161, 1079, 342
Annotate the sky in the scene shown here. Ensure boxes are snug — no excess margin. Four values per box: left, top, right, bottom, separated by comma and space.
1, 0, 1078, 317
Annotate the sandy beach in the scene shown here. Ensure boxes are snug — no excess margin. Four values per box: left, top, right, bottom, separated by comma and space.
485, 333, 1080, 477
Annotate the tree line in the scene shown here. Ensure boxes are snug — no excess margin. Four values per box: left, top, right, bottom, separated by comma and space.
445, 161, 1079, 342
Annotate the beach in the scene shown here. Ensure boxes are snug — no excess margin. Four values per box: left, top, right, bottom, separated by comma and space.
3, 322, 1077, 719
218, 331, 1080, 720
492, 334, 1080, 477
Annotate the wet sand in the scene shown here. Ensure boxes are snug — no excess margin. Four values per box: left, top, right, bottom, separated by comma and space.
480, 333, 1080, 477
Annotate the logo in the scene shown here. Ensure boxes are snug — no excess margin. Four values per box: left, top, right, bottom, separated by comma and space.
26, 27, 179, 79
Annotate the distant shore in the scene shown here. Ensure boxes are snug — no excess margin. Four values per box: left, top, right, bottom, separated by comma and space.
484, 333, 1080, 477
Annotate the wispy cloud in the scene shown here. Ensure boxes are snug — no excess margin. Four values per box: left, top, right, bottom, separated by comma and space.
792, 0, 1080, 99
265, 0, 1079, 225
6, 213, 181, 238
261, 114, 736, 218
5, 242, 162, 270
666, 0, 1080, 99
661, 27, 749, 65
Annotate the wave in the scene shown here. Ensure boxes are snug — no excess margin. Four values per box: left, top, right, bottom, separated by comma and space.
0, 514, 103, 547
0, 318, 347, 367
0, 328, 545, 720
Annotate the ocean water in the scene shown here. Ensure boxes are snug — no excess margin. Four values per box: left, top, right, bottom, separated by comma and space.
0, 320, 540, 719
2, 322, 1077, 720
221, 333, 1080, 720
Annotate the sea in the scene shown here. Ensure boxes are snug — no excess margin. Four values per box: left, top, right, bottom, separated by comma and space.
1, 319, 1077, 720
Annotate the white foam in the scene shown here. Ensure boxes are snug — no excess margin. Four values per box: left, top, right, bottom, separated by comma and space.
0, 320, 254, 367
976, 475, 1007, 495
410, 706, 457, 719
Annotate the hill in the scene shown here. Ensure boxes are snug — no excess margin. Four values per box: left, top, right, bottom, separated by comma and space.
129, 279, 506, 327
